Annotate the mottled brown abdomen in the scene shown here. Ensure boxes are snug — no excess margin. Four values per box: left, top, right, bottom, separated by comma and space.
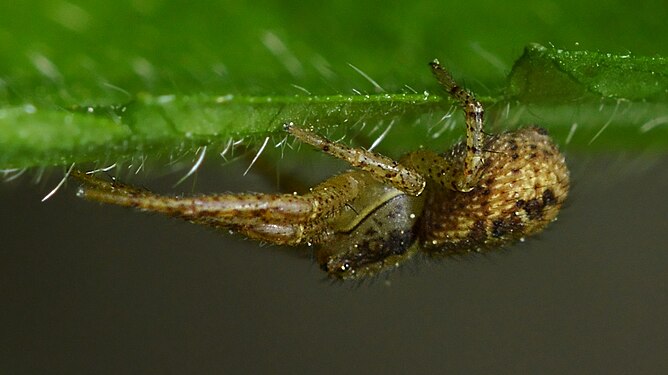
420, 127, 569, 254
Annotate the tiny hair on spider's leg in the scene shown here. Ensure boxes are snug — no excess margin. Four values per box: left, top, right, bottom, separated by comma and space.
429, 59, 484, 192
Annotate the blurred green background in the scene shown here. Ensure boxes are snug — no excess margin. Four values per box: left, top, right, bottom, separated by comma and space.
2, 1, 668, 373
2, 0, 667, 101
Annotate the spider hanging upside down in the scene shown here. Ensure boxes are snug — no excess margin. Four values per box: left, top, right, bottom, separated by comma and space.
73, 60, 570, 280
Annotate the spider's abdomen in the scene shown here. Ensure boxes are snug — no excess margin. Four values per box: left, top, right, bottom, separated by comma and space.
420, 127, 569, 254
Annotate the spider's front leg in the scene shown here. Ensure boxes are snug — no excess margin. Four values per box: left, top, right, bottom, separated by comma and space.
72, 169, 366, 246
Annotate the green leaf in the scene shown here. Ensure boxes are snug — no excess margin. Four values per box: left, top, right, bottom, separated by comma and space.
0, 93, 449, 168
508, 43, 668, 101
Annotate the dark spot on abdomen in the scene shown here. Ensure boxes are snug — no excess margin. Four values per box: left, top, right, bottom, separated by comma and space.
491, 218, 525, 238
523, 198, 544, 220
468, 220, 487, 243
542, 189, 557, 206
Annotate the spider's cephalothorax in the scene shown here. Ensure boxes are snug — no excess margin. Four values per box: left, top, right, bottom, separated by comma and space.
74, 60, 570, 280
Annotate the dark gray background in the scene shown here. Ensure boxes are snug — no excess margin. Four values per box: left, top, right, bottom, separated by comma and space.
2, 154, 667, 374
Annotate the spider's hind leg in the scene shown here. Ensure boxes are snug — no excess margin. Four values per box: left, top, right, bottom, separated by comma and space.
429, 59, 485, 192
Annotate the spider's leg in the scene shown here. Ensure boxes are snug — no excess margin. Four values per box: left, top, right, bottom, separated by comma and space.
73, 170, 367, 246
429, 59, 484, 192
284, 123, 425, 196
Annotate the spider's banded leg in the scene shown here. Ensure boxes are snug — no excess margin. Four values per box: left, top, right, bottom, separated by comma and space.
430, 59, 484, 192
73, 170, 366, 245
284, 122, 425, 196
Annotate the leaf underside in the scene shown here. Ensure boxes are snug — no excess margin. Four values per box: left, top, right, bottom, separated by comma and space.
1, 44, 667, 170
